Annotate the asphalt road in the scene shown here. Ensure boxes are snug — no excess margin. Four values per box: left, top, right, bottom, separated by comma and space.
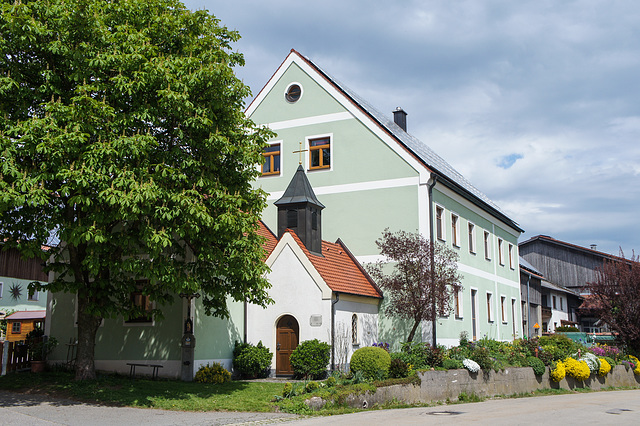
1, 389, 639, 425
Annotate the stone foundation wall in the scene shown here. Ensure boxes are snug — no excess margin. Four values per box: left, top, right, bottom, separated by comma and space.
346, 365, 640, 408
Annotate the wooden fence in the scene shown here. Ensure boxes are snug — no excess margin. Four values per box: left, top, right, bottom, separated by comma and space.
1, 338, 39, 375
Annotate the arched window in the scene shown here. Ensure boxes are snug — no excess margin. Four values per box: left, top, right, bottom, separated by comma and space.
351, 314, 358, 345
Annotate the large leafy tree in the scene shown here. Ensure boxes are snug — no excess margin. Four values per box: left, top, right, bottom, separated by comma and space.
0, 0, 273, 380
367, 229, 463, 343
587, 251, 640, 354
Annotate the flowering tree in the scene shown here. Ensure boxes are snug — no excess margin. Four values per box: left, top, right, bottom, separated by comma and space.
367, 229, 463, 342
588, 251, 640, 354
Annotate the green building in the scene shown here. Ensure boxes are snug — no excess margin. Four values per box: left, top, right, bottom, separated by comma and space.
248, 50, 524, 348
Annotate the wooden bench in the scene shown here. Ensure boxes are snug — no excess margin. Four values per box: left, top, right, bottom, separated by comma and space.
126, 363, 163, 380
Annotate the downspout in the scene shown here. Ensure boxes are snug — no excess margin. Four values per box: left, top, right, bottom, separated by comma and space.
331, 292, 340, 371
243, 301, 247, 344
526, 273, 531, 338
427, 173, 438, 347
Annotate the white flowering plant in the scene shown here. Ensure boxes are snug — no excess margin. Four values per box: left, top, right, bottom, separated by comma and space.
574, 352, 600, 373
463, 358, 481, 373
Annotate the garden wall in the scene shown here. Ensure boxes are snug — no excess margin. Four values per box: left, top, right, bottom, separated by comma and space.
345, 365, 640, 408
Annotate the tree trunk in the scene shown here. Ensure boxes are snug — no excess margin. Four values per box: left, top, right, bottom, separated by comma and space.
406, 319, 421, 343
75, 292, 103, 381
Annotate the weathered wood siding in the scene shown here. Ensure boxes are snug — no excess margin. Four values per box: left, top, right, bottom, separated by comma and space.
520, 271, 541, 305
0, 247, 48, 282
519, 240, 606, 289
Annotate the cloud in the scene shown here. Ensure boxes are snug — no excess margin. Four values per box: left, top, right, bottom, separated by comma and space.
184, 0, 640, 255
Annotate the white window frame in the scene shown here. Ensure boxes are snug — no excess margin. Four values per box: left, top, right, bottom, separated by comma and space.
451, 213, 460, 247
305, 133, 333, 172
454, 288, 463, 319
28, 288, 39, 301
498, 238, 504, 266
435, 204, 445, 241
511, 297, 518, 337
0, 282, 3, 298
483, 231, 491, 260
468, 222, 476, 254
486, 292, 494, 322
560, 297, 563, 311
351, 313, 359, 346
500, 295, 507, 323
508, 243, 514, 269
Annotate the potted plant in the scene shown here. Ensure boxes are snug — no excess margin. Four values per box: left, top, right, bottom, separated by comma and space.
26, 328, 58, 373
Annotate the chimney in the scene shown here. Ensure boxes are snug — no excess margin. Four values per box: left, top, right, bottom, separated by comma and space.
590, 244, 597, 250
393, 107, 407, 131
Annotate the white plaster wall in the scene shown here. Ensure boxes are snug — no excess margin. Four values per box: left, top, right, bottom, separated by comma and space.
334, 298, 379, 370
247, 243, 332, 370
548, 291, 569, 332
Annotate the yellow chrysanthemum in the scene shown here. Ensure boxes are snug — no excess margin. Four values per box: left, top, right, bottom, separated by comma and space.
550, 361, 566, 382
564, 357, 591, 381
598, 358, 611, 376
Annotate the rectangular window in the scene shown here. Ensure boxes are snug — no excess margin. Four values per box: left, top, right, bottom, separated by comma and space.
484, 231, 491, 260
560, 297, 563, 311
487, 292, 494, 322
454, 289, 463, 319
508, 244, 514, 269
28, 289, 39, 301
126, 281, 153, 324
501, 296, 506, 322
498, 238, 504, 265
0, 282, 3, 298
552, 295, 557, 310
451, 214, 460, 247
468, 223, 476, 253
262, 143, 281, 176
309, 137, 330, 170
11, 322, 21, 334
435, 206, 444, 241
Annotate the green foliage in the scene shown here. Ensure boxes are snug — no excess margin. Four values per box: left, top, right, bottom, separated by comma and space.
397, 342, 445, 368
350, 346, 391, 380
305, 381, 320, 393
194, 362, 231, 384
233, 341, 272, 379
457, 392, 483, 402
389, 358, 409, 378
323, 376, 337, 387
26, 328, 58, 361
539, 334, 582, 355
555, 326, 580, 332
443, 358, 464, 370
526, 356, 546, 376
0, 0, 274, 380
289, 339, 331, 380
604, 356, 616, 367
470, 346, 493, 371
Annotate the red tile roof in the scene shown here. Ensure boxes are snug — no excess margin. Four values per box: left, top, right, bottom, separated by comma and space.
285, 230, 382, 299
256, 221, 381, 299
5, 310, 46, 320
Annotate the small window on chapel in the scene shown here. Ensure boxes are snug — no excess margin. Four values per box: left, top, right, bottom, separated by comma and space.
262, 143, 281, 176
309, 137, 330, 170
126, 281, 153, 324
351, 314, 358, 345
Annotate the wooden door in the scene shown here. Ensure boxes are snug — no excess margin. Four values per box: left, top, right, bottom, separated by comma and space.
276, 315, 299, 376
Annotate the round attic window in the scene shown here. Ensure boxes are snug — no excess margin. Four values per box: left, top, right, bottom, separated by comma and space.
285, 83, 302, 103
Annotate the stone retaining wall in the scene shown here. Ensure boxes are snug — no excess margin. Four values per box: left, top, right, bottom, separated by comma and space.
345, 365, 640, 408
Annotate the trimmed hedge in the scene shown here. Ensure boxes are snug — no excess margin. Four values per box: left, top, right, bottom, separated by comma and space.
289, 339, 331, 379
350, 346, 391, 379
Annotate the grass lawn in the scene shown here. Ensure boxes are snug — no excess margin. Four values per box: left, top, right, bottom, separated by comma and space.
0, 371, 284, 412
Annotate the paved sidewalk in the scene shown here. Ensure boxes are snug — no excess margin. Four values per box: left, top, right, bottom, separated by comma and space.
0, 390, 298, 426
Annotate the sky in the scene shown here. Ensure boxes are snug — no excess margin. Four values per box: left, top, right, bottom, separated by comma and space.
184, 0, 640, 256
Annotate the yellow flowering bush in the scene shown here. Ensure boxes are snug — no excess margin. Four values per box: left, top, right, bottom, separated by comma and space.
564, 357, 591, 381
629, 355, 640, 375
550, 360, 566, 382
598, 358, 611, 376
194, 362, 231, 384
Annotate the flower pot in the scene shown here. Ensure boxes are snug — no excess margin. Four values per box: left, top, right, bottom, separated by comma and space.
31, 360, 46, 373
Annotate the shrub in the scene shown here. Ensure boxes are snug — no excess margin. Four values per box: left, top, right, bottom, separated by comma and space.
305, 381, 319, 393
470, 346, 493, 371
350, 346, 391, 380
539, 334, 580, 357
233, 341, 272, 379
323, 376, 337, 387
577, 352, 600, 373
194, 362, 231, 384
555, 325, 579, 332
598, 358, 612, 376
550, 360, 566, 382
282, 382, 293, 398
527, 356, 546, 376
388, 357, 409, 378
564, 357, 591, 381
603, 356, 616, 368
289, 339, 331, 379
443, 358, 464, 370
628, 355, 640, 375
